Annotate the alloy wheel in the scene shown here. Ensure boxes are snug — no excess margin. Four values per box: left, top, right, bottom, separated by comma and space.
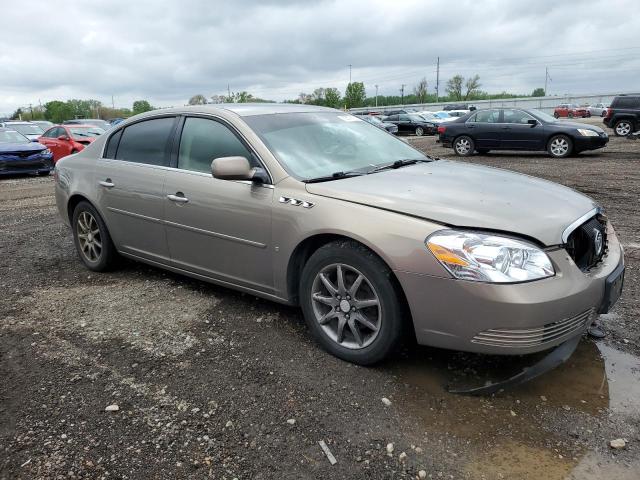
415, 127, 424, 136
455, 138, 471, 155
77, 211, 102, 262
310, 263, 381, 350
616, 122, 631, 136
550, 137, 569, 156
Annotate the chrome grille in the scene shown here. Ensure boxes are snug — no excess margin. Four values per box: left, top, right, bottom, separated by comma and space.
471, 309, 593, 348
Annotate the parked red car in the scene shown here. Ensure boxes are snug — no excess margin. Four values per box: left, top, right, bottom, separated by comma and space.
553, 103, 591, 119
38, 124, 104, 163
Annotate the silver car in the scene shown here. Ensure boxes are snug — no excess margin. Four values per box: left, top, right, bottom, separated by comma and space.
587, 103, 609, 117
54, 104, 625, 365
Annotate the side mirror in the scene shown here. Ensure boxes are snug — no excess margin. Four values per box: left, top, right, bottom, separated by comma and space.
211, 156, 268, 184
527, 119, 538, 127
58, 135, 69, 141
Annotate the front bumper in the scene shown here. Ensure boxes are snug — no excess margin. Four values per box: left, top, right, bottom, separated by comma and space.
573, 134, 608, 152
0, 155, 53, 175
396, 227, 624, 355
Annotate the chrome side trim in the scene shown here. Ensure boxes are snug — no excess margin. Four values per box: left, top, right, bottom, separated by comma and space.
279, 196, 315, 208
561, 207, 601, 243
107, 206, 266, 248
164, 220, 266, 248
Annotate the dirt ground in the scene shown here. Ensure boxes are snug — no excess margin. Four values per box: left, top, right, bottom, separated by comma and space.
1, 118, 639, 479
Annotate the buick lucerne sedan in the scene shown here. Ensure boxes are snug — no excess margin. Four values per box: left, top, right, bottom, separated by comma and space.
54, 104, 625, 365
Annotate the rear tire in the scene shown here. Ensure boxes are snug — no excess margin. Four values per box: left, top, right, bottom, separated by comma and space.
601, 110, 607, 117
547, 134, 573, 158
585, 111, 591, 118
554, 112, 560, 119
72, 201, 119, 272
614, 120, 633, 137
299, 241, 404, 365
568, 112, 574, 118
415, 127, 424, 136
453, 135, 475, 156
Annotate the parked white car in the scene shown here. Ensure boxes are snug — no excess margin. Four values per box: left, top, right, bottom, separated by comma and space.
587, 103, 609, 117
446, 110, 470, 118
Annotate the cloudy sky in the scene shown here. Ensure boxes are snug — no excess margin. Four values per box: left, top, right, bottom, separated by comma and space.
1, 0, 639, 114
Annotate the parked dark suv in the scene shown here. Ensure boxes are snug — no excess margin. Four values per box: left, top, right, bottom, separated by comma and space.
603, 95, 640, 136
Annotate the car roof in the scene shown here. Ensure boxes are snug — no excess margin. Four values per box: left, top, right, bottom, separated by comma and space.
3, 121, 34, 124
63, 124, 102, 128
148, 103, 338, 117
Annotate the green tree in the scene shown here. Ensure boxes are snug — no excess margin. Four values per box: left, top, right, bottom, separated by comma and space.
324, 88, 341, 109
132, 100, 153, 115
344, 82, 366, 109
464, 75, 481, 100
188, 94, 207, 105
413, 78, 428, 104
445, 75, 464, 100
44, 101, 74, 123
531, 87, 545, 97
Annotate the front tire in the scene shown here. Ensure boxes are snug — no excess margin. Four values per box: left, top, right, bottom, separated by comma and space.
547, 134, 573, 158
568, 112, 574, 118
585, 111, 591, 118
453, 135, 475, 156
415, 127, 424, 136
614, 120, 633, 136
300, 241, 404, 365
72, 201, 118, 272
554, 112, 560, 119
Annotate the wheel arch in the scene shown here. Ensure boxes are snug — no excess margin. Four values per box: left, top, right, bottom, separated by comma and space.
285, 233, 411, 317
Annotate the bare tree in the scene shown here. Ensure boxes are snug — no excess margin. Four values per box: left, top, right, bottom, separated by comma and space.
445, 75, 464, 100
413, 78, 428, 103
464, 75, 481, 100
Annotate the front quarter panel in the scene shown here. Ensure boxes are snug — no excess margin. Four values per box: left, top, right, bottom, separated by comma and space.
54, 147, 100, 227
271, 177, 452, 298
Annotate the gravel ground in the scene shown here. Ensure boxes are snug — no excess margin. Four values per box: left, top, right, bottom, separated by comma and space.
1, 119, 639, 479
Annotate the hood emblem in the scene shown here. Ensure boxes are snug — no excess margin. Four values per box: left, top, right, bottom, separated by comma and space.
279, 196, 315, 209
593, 229, 603, 256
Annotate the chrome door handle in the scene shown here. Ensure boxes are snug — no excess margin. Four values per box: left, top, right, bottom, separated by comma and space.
99, 179, 115, 188
167, 193, 189, 203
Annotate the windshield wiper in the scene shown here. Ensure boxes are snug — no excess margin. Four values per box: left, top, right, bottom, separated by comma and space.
303, 171, 365, 183
369, 158, 430, 174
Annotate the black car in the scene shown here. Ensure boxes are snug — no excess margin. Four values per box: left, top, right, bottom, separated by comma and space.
382, 108, 416, 116
438, 108, 608, 158
360, 115, 399, 134
382, 113, 437, 136
443, 104, 476, 111
603, 94, 640, 136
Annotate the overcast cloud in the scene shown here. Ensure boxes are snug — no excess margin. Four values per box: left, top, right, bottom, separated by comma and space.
1, 0, 639, 114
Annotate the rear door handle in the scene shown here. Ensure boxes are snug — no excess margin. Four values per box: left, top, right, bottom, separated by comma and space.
167, 193, 189, 203
99, 179, 115, 188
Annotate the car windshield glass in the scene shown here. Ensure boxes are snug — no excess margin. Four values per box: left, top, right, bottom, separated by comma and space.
70, 127, 104, 138
419, 112, 436, 119
529, 109, 558, 123
244, 112, 428, 180
408, 114, 425, 122
0, 130, 30, 144
367, 116, 382, 124
9, 124, 43, 135
434, 112, 451, 118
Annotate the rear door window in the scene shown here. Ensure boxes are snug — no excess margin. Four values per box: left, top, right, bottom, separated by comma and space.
614, 96, 640, 108
469, 110, 500, 123
115, 117, 176, 166
104, 129, 123, 159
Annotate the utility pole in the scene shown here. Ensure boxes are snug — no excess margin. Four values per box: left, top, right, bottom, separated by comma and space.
227, 84, 231, 100
348, 64, 352, 84
400, 84, 406, 105
436, 56, 440, 102
544, 67, 552, 96
29, 103, 33, 119
375, 84, 379, 107
112, 95, 115, 109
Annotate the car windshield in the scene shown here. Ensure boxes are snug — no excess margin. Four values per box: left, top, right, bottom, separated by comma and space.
8, 123, 43, 135
69, 127, 104, 138
244, 112, 428, 180
0, 130, 30, 144
419, 112, 436, 119
364, 116, 382, 124
408, 114, 426, 122
529, 109, 558, 123
434, 112, 451, 118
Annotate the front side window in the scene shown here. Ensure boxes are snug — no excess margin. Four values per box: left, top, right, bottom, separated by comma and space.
502, 109, 536, 124
115, 117, 176, 165
244, 112, 427, 180
177, 117, 257, 173
469, 110, 500, 123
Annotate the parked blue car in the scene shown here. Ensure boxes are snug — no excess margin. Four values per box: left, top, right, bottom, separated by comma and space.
0, 128, 54, 176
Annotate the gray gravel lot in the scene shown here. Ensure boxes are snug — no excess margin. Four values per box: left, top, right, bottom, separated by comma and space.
1, 119, 639, 479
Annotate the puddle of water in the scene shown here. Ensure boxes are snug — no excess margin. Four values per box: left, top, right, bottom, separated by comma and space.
390, 338, 640, 479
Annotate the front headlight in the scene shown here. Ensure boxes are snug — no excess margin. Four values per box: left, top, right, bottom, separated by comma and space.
41, 148, 52, 155
577, 129, 599, 137
426, 230, 555, 283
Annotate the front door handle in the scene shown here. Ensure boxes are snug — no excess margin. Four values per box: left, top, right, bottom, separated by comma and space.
99, 179, 115, 188
167, 193, 189, 203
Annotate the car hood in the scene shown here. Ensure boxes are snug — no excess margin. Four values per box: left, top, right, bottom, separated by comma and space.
305, 160, 597, 246
556, 121, 605, 133
0, 142, 46, 153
